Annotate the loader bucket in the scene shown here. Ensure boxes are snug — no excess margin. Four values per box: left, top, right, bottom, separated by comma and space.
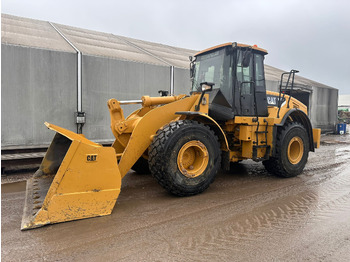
21, 123, 121, 230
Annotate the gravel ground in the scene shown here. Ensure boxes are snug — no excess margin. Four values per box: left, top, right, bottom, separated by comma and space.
2, 134, 350, 261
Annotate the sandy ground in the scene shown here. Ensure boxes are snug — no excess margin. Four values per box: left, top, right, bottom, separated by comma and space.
2, 135, 350, 261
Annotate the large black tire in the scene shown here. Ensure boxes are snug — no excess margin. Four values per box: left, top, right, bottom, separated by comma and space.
263, 122, 309, 178
148, 120, 221, 196
131, 157, 150, 174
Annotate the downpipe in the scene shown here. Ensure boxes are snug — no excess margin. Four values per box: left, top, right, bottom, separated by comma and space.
49, 22, 85, 134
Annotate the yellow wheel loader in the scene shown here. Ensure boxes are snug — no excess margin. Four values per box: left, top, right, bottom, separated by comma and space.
21, 42, 321, 230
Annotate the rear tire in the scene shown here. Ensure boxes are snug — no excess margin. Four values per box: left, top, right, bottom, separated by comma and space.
149, 120, 221, 196
263, 122, 309, 177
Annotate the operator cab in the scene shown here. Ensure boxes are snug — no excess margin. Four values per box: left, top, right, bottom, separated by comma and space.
191, 42, 268, 121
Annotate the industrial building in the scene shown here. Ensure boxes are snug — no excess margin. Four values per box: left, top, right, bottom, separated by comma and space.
338, 95, 350, 125
339, 95, 350, 111
1, 14, 338, 149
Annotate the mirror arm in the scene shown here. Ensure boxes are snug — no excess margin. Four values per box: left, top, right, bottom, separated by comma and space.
195, 82, 214, 111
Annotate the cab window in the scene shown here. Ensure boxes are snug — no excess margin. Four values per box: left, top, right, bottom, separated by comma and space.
255, 54, 265, 90
236, 50, 253, 95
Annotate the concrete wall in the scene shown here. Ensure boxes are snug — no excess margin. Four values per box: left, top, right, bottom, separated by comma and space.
81, 59, 193, 142
1, 44, 77, 147
310, 87, 338, 133
1, 44, 190, 147
174, 68, 191, 95
1, 44, 338, 148
266, 80, 280, 93
82, 55, 172, 141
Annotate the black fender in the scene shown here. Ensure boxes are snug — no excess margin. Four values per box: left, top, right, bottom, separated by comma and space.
274, 109, 315, 155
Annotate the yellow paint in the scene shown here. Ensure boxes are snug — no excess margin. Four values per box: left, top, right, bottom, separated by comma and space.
265, 90, 308, 123
194, 42, 268, 57
287, 136, 304, 164
242, 141, 253, 158
141, 95, 178, 107
45, 122, 100, 146
177, 140, 209, 178
117, 95, 199, 178
184, 110, 229, 151
313, 128, 321, 148
229, 151, 241, 162
189, 93, 209, 113
21, 124, 121, 230
239, 125, 253, 141
226, 90, 313, 161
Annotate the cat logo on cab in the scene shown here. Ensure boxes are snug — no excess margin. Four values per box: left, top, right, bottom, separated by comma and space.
86, 154, 97, 162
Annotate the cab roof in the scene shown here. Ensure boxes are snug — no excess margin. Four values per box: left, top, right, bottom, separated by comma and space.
194, 42, 268, 57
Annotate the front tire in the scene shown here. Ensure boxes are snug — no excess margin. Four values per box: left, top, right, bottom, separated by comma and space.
263, 122, 309, 177
148, 120, 221, 196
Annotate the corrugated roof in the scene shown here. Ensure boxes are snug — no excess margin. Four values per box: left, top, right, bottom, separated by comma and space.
1, 14, 196, 68
54, 23, 171, 66
117, 35, 195, 68
1, 14, 75, 53
1, 13, 336, 88
265, 65, 335, 90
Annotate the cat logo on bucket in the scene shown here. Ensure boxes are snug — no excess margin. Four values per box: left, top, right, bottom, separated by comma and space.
86, 154, 97, 162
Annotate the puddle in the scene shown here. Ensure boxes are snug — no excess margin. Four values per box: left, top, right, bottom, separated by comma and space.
1, 181, 27, 194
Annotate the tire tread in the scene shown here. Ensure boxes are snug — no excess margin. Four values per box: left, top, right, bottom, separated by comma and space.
149, 120, 220, 196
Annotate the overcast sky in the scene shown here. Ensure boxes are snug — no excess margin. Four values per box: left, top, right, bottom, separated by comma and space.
2, 0, 350, 94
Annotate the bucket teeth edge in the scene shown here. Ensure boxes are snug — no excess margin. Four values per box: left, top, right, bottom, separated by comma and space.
21, 177, 49, 230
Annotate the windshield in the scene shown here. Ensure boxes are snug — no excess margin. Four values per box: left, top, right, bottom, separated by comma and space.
191, 48, 233, 102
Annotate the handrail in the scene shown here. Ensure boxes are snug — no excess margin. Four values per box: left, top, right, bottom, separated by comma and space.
277, 70, 299, 118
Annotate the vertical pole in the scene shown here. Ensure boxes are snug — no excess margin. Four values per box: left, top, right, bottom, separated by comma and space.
76, 52, 84, 134
49, 22, 85, 134
170, 66, 174, 95
77, 52, 82, 113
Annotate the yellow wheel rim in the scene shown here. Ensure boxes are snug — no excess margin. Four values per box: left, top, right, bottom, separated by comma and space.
177, 141, 209, 178
287, 136, 304, 164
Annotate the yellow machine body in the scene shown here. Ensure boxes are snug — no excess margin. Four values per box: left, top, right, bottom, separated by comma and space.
108, 94, 208, 177
21, 43, 322, 230
220, 90, 321, 162
107, 90, 321, 168
21, 95, 206, 230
